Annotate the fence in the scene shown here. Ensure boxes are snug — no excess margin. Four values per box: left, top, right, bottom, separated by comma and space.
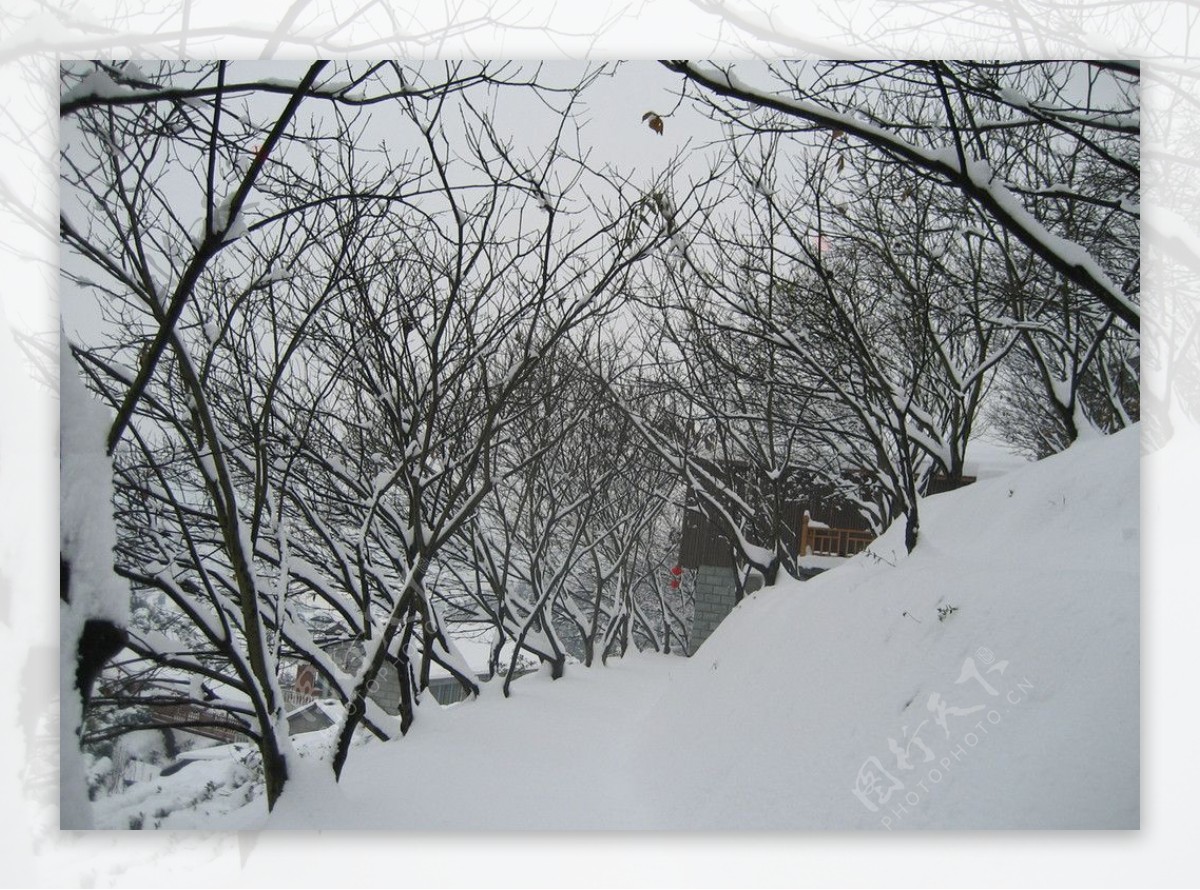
803, 525, 875, 557
799, 512, 875, 557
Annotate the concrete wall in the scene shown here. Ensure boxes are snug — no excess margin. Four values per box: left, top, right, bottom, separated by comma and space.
372, 661, 403, 713
688, 564, 763, 655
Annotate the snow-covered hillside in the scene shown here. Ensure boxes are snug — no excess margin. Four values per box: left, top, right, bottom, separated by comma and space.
104, 427, 1138, 829
631, 425, 1138, 829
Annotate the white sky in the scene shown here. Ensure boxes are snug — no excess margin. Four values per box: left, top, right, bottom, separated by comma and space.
58, 60, 735, 342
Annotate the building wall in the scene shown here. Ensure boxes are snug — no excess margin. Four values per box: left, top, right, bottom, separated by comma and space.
372, 661, 404, 713
688, 565, 763, 655
677, 468, 879, 654
677, 487, 875, 571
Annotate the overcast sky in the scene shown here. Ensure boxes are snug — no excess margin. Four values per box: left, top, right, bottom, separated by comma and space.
58, 60, 738, 340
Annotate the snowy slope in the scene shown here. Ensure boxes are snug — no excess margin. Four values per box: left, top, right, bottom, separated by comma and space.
106, 427, 1138, 830
630, 425, 1138, 829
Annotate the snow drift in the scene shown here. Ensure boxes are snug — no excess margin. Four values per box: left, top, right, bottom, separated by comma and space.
631, 425, 1139, 829
106, 427, 1138, 829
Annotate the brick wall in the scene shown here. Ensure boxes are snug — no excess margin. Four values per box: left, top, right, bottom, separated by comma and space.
687, 565, 763, 655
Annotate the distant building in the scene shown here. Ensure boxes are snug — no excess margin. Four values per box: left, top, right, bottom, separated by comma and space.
285, 636, 535, 714
676, 461, 879, 654
677, 450, 1004, 654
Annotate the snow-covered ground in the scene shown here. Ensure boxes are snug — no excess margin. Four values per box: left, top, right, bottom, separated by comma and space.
96, 427, 1137, 829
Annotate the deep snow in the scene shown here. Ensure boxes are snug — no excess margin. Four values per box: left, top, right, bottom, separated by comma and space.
97, 426, 1138, 830
60, 347, 129, 830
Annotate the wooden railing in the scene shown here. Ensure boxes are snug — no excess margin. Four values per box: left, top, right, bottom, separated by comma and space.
805, 527, 874, 556
800, 511, 875, 557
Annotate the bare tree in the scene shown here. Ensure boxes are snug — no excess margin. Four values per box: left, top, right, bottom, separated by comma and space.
662, 61, 1140, 332
643, 60, 1139, 553
61, 60, 674, 800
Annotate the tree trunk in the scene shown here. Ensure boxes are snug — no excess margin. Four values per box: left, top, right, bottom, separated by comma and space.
904, 508, 920, 554
332, 559, 429, 779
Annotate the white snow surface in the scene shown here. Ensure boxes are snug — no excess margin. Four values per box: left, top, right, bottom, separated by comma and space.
962, 436, 1031, 478
60, 346, 129, 829
60, 69, 133, 105
59, 349, 127, 629
102, 428, 1138, 829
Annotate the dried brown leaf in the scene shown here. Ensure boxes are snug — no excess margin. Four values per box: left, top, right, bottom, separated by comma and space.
643, 111, 664, 135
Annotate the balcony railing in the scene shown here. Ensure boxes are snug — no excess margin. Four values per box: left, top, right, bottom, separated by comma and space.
800, 511, 875, 557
